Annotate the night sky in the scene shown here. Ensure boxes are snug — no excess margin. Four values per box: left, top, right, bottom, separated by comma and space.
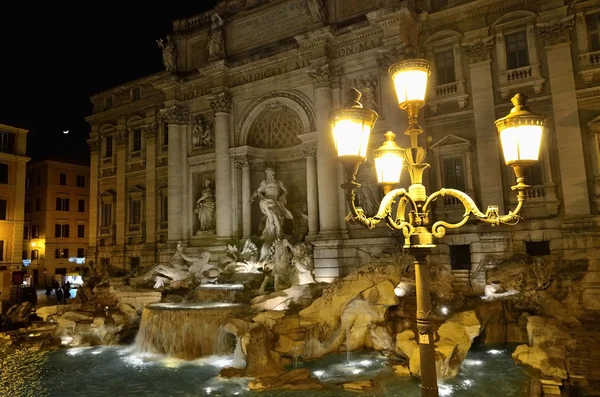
0, 2, 219, 162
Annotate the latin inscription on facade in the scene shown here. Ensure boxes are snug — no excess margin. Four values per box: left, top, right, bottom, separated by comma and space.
333, 38, 382, 59
230, 57, 311, 87
226, 0, 311, 53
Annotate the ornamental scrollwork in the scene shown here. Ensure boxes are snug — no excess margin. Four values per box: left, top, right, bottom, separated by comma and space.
210, 91, 232, 113
461, 36, 495, 64
87, 137, 101, 152
158, 105, 190, 125
143, 123, 158, 139
306, 64, 333, 88
536, 16, 575, 46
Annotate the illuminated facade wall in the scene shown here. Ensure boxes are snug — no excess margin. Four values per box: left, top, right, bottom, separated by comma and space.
23, 159, 90, 287
86, 0, 600, 307
0, 123, 29, 309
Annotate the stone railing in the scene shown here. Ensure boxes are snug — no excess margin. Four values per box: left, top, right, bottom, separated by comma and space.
159, 222, 168, 231
498, 63, 544, 99
523, 185, 547, 201
436, 82, 459, 97
100, 226, 113, 236
506, 65, 532, 83
428, 79, 469, 113
127, 224, 143, 234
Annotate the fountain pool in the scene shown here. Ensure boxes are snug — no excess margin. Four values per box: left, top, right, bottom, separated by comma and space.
0, 344, 532, 397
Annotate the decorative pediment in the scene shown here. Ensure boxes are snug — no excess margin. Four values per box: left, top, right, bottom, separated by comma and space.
423, 30, 462, 47
157, 181, 168, 191
430, 134, 472, 148
98, 189, 116, 199
99, 124, 115, 134
588, 115, 600, 134
492, 10, 537, 30
126, 185, 146, 195
126, 115, 144, 127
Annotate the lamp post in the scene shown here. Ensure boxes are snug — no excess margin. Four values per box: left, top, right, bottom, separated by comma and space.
329, 49, 545, 397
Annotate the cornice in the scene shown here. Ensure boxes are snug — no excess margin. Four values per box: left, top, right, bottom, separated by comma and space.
86, 97, 162, 123
494, 95, 552, 116
90, 73, 163, 100
424, 109, 474, 127
577, 86, 600, 101
420, 0, 538, 32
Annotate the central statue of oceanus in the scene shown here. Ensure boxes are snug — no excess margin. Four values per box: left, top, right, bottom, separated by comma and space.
249, 167, 293, 241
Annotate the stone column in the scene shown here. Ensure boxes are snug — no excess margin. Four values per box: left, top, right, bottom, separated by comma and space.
537, 17, 590, 215
87, 137, 100, 251
307, 64, 340, 236
159, 105, 189, 242
241, 158, 251, 238
115, 127, 127, 247
210, 92, 233, 238
144, 124, 157, 244
463, 37, 505, 212
303, 146, 319, 236
232, 158, 241, 237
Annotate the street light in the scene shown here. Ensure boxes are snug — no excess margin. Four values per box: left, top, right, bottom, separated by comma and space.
329, 50, 544, 397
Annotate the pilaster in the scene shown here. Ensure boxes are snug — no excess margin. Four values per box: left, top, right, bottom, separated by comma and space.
537, 16, 591, 215
303, 146, 319, 236
144, 124, 157, 244
462, 36, 505, 213
87, 137, 100, 251
159, 104, 189, 242
115, 126, 127, 246
210, 91, 233, 238
241, 158, 251, 239
307, 64, 340, 237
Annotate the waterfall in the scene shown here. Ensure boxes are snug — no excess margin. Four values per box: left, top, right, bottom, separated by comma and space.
134, 303, 246, 360
231, 338, 246, 369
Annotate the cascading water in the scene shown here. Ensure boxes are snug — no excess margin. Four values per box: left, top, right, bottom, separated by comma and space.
134, 302, 246, 360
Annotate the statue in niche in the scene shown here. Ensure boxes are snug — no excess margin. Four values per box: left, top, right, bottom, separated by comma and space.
156, 35, 177, 73
305, 0, 327, 23
354, 77, 379, 113
207, 13, 226, 61
249, 167, 294, 242
192, 117, 214, 148
285, 240, 316, 285
195, 178, 216, 233
356, 160, 383, 217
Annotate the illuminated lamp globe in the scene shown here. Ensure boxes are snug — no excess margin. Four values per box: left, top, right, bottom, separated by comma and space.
494, 93, 545, 185
373, 131, 404, 194
388, 51, 431, 110
329, 89, 379, 184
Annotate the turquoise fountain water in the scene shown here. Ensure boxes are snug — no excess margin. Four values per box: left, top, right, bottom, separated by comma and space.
0, 343, 531, 397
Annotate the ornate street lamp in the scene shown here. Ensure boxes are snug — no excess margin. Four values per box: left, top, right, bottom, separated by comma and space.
329, 51, 545, 397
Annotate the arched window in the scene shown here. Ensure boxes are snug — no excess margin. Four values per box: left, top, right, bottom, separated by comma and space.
247, 103, 303, 149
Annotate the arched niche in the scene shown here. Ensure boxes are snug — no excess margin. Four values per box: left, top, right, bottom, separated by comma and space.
238, 91, 316, 147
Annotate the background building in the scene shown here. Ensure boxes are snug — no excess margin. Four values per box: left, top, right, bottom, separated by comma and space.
23, 158, 90, 287
86, 0, 600, 308
0, 123, 29, 310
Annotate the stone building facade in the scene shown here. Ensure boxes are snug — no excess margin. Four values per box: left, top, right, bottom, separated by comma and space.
86, 0, 600, 308
0, 123, 29, 310
23, 159, 90, 287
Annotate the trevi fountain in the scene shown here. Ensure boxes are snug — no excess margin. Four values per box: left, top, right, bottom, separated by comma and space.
1, 165, 594, 396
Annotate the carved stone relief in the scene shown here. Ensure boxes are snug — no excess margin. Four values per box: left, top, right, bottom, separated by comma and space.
350, 75, 380, 113
192, 115, 214, 149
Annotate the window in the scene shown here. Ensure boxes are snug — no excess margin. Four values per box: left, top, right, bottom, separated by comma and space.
131, 129, 142, 152
442, 157, 466, 191
130, 199, 142, 224
78, 199, 85, 212
56, 198, 70, 211
26, 177, 30, 188
31, 250, 38, 260
78, 224, 85, 238
24, 226, 28, 240
105, 96, 113, 108
161, 196, 168, 222
102, 203, 112, 227
434, 49, 456, 85
131, 87, 141, 101
450, 244, 471, 270
0, 163, 8, 184
59, 173, 67, 185
35, 198, 41, 212
505, 31, 529, 69
130, 257, 140, 273
525, 164, 544, 186
104, 136, 113, 158
588, 14, 600, 52
77, 248, 85, 258
525, 241, 550, 256
0, 199, 7, 220
22, 250, 27, 260
55, 224, 70, 238
55, 249, 69, 259
32, 225, 39, 238
163, 126, 169, 146
25, 201, 31, 213
76, 175, 85, 188
0, 241, 4, 261
0, 131, 15, 154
